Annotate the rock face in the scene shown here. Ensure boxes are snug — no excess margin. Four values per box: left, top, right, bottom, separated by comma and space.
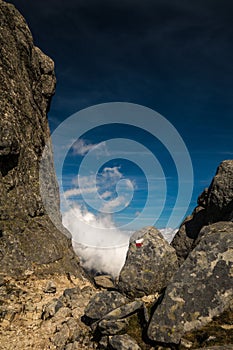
171, 160, 233, 263
118, 226, 178, 298
148, 221, 233, 345
0, 0, 80, 276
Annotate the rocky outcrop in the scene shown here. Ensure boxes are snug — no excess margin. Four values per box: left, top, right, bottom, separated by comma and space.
148, 221, 233, 345
171, 160, 233, 263
118, 226, 178, 298
83, 290, 149, 348
0, 0, 80, 276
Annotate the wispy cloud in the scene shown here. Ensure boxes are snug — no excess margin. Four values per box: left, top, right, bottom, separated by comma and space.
72, 139, 108, 156
64, 165, 134, 215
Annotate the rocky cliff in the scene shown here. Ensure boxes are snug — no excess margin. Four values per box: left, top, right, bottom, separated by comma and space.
171, 160, 233, 264
0, 0, 80, 276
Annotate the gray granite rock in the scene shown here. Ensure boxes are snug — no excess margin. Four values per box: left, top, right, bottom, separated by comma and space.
171, 160, 233, 263
148, 221, 233, 345
84, 291, 128, 324
0, 0, 80, 277
98, 318, 129, 335
118, 226, 178, 298
102, 300, 143, 321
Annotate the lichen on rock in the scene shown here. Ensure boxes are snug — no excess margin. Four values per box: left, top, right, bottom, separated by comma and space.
0, 0, 80, 277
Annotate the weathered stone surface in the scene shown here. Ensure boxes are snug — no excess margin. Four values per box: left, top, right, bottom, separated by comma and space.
98, 318, 129, 335
102, 301, 143, 321
0, 0, 80, 276
84, 291, 128, 324
172, 160, 233, 263
94, 275, 115, 289
60, 287, 81, 309
109, 334, 141, 349
41, 298, 63, 320
148, 221, 233, 345
118, 227, 178, 298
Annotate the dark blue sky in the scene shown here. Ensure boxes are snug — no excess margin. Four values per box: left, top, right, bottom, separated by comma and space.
7, 0, 233, 228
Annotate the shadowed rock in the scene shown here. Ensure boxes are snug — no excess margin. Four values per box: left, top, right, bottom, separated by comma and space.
171, 160, 233, 264
0, 0, 80, 276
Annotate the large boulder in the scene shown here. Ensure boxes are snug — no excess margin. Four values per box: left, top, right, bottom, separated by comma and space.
171, 160, 233, 263
0, 0, 80, 276
118, 227, 178, 298
148, 221, 233, 345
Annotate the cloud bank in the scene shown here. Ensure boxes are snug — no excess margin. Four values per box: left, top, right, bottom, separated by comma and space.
62, 203, 176, 277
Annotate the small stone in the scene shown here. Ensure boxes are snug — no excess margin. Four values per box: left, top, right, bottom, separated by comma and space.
98, 318, 129, 335
65, 344, 73, 350
180, 338, 193, 348
41, 299, 63, 320
94, 275, 115, 289
109, 334, 141, 350
103, 300, 143, 321
43, 281, 56, 294
84, 291, 128, 324
53, 323, 70, 348
98, 336, 109, 349
62, 287, 81, 308
24, 269, 34, 276
51, 307, 72, 322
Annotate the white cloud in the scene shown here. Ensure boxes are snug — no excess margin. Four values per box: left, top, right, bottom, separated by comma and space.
101, 195, 130, 213
72, 139, 108, 156
62, 202, 178, 276
101, 191, 112, 199
62, 204, 129, 277
64, 186, 96, 198
64, 166, 134, 209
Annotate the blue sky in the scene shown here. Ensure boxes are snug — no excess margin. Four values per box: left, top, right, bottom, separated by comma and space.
8, 0, 233, 229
